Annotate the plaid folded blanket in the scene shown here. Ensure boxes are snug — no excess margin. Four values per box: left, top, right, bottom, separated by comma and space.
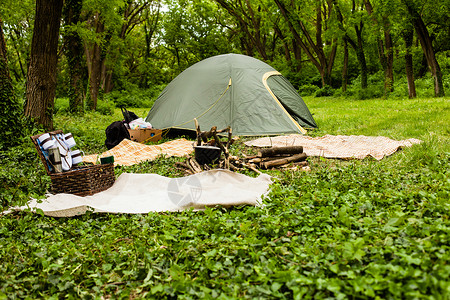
245, 135, 422, 160
83, 138, 194, 166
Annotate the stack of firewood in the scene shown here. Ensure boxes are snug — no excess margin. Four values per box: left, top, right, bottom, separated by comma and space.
176, 144, 308, 175
244, 146, 307, 169
175, 119, 309, 174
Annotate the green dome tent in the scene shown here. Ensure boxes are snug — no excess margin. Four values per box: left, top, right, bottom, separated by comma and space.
145, 53, 317, 136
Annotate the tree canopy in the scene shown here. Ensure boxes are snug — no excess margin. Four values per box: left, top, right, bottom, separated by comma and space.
0, 0, 448, 126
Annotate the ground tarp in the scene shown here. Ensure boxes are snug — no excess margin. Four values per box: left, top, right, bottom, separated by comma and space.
5, 170, 272, 217
83, 138, 194, 166
245, 135, 422, 160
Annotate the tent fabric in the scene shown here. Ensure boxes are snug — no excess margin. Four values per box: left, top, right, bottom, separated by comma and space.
146, 53, 317, 136
245, 135, 422, 160
4, 170, 272, 217
83, 138, 194, 166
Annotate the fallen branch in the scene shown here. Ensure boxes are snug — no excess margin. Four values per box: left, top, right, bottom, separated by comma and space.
188, 157, 203, 173
262, 153, 307, 169
249, 155, 292, 164
242, 163, 261, 174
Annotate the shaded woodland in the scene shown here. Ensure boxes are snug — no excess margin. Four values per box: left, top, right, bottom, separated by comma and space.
0, 0, 448, 132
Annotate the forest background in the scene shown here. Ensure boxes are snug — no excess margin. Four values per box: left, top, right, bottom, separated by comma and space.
0, 0, 448, 140
0, 1, 449, 298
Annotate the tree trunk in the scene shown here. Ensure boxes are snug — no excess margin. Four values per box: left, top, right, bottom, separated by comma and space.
354, 24, 368, 89
24, 0, 63, 130
402, 0, 444, 96
334, 1, 367, 90
383, 30, 394, 94
88, 42, 101, 110
363, 0, 394, 94
63, 0, 85, 114
85, 12, 104, 111
342, 39, 348, 92
403, 26, 416, 98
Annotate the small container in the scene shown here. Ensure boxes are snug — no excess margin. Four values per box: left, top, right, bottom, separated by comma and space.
100, 156, 114, 164
64, 133, 76, 148
38, 133, 55, 150
194, 146, 221, 165
71, 149, 82, 165
48, 147, 62, 173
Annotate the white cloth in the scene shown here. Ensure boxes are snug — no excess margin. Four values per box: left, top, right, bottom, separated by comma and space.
5, 170, 272, 217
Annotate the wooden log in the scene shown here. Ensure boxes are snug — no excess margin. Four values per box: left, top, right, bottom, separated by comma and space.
280, 161, 308, 168
188, 158, 203, 173
194, 118, 201, 146
243, 154, 259, 160
258, 146, 303, 158
249, 155, 292, 164
190, 158, 203, 172
212, 131, 229, 169
175, 161, 190, 169
262, 153, 307, 169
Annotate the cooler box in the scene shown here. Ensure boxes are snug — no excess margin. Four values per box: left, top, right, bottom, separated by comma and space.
128, 128, 162, 143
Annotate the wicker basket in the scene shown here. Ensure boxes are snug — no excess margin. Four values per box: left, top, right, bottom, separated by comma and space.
31, 130, 115, 196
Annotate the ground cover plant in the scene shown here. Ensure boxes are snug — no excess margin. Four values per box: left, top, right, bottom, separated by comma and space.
0, 96, 449, 299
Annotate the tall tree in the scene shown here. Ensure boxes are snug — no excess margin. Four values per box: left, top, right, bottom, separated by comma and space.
335, 0, 369, 89
401, 0, 444, 97
363, 0, 394, 94
402, 24, 416, 98
0, 18, 23, 148
102, 0, 150, 93
84, 11, 104, 111
64, 0, 85, 114
215, 0, 271, 60
0, 0, 35, 84
24, 0, 63, 130
274, 0, 338, 87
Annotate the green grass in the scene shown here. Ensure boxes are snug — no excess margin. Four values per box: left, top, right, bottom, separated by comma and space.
0, 96, 449, 299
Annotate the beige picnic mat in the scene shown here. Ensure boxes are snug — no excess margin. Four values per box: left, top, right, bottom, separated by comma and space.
83, 138, 194, 166
245, 135, 422, 160
5, 170, 272, 217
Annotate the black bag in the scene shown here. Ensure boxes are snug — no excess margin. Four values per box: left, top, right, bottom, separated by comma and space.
105, 121, 130, 150
121, 107, 139, 124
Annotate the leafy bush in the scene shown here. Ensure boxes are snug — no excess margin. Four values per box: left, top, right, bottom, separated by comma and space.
298, 84, 320, 96
355, 86, 384, 100
96, 99, 115, 115
0, 60, 24, 150
53, 97, 70, 114
414, 74, 438, 98
314, 85, 334, 97
0, 134, 49, 208
105, 85, 166, 108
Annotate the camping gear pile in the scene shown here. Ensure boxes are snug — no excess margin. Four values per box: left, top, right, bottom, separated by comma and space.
31, 130, 115, 196
105, 108, 161, 149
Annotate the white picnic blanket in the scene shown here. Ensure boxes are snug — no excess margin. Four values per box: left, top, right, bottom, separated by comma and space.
5, 170, 272, 217
245, 135, 422, 160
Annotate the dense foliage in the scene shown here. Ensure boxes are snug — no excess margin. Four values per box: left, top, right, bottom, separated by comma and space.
1, 0, 449, 105
0, 58, 23, 150
0, 97, 448, 298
